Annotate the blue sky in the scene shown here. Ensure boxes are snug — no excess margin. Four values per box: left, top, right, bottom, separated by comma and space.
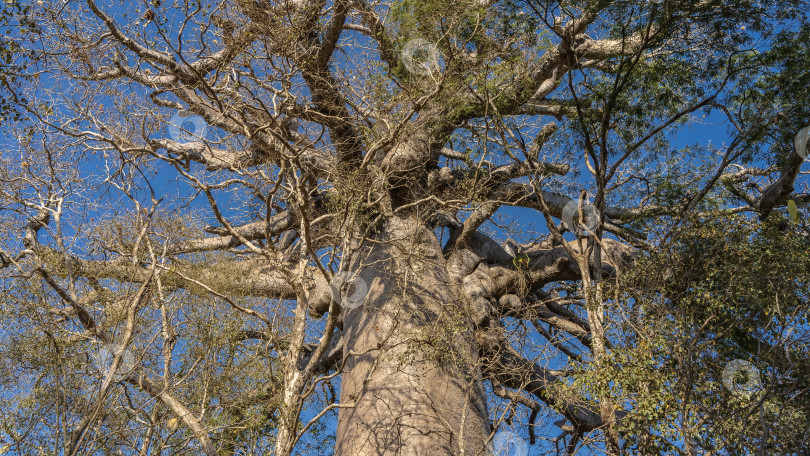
1, 1, 808, 455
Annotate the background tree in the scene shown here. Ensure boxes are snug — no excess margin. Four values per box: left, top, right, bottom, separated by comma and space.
0, 0, 38, 125
0, 0, 808, 455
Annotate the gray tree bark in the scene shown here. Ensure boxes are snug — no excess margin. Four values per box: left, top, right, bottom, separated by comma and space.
336, 216, 491, 456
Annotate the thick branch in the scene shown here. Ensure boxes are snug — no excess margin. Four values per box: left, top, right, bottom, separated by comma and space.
169, 212, 294, 254
477, 327, 604, 432
757, 150, 806, 218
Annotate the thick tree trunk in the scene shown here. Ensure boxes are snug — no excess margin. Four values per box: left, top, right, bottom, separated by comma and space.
335, 217, 491, 456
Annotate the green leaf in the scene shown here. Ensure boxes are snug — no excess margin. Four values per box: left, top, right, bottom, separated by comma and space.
788, 200, 799, 225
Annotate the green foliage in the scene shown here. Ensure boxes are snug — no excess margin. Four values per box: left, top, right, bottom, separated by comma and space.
592, 213, 810, 454
0, 0, 37, 124
1, 1, 809, 454
788, 200, 800, 225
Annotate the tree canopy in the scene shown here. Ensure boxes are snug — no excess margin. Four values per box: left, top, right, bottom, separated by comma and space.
0, 1, 808, 455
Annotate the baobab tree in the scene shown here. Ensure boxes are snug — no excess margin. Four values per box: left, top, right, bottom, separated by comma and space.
0, 0, 808, 455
